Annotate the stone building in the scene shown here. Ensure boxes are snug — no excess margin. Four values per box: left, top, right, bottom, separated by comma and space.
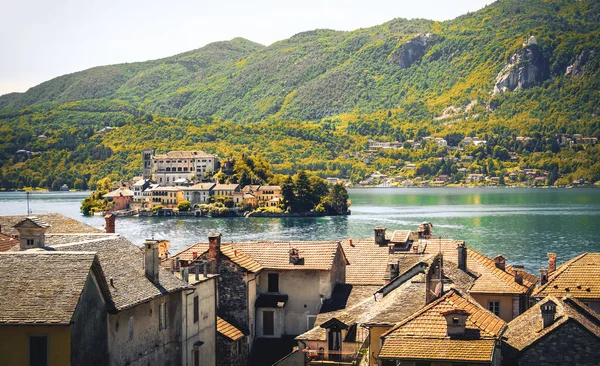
0, 251, 111, 366
502, 295, 600, 365
0, 214, 218, 366
143, 150, 218, 184
165, 232, 349, 365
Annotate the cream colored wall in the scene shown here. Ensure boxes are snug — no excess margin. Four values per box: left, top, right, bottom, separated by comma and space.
0, 325, 71, 366
108, 293, 182, 366
470, 293, 515, 322
257, 270, 325, 335
247, 272, 258, 347
183, 277, 217, 366
368, 326, 390, 365
256, 307, 285, 338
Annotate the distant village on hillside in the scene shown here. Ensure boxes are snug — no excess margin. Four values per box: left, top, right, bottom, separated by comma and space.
0, 214, 598, 365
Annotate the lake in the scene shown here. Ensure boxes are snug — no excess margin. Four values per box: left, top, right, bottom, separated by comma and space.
1, 187, 599, 275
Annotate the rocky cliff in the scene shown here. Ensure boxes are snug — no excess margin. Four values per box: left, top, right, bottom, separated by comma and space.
493, 44, 549, 94
391, 33, 440, 69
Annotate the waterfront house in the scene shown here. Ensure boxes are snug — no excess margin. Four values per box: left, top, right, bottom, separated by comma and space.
150, 186, 183, 208
212, 184, 240, 202
0, 251, 111, 366
533, 252, 600, 313
378, 289, 506, 365
255, 185, 282, 205
502, 295, 600, 365
182, 183, 216, 207
103, 187, 134, 212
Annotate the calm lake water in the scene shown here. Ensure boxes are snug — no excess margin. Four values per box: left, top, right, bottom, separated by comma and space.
1, 188, 599, 275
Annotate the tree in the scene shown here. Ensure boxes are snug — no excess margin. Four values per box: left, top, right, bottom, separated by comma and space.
327, 183, 349, 215
294, 170, 312, 213
177, 200, 191, 212
281, 176, 296, 211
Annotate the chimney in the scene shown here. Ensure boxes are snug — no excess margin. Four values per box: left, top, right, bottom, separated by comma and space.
289, 248, 304, 265
513, 265, 524, 285
15, 217, 50, 250
548, 252, 557, 274
541, 300, 556, 328
208, 231, 222, 273
374, 226, 387, 246
105, 213, 116, 233
384, 262, 399, 283
441, 309, 470, 337
144, 239, 160, 284
457, 242, 467, 271
494, 255, 506, 271
539, 268, 549, 285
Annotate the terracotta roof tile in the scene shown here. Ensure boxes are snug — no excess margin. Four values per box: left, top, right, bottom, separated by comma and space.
153, 150, 216, 159
0, 233, 19, 252
0, 252, 101, 324
379, 290, 505, 361
503, 295, 600, 356
533, 253, 600, 299
217, 316, 245, 341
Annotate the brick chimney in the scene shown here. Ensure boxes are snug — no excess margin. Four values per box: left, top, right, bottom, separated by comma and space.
15, 217, 50, 250
457, 242, 467, 271
374, 226, 387, 246
105, 213, 116, 233
441, 309, 470, 336
208, 231, 222, 273
539, 268, 549, 285
547, 252, 557, 274
513, 265, 524, 285
494, 255, 506, 271
541, 300, 556, 328
144, 239, 160, 284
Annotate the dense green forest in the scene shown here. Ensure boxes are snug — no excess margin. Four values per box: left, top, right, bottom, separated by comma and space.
0, 0, 599, 189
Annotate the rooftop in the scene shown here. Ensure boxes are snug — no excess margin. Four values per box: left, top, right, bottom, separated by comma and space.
503, 295, 600, 357
533, 253, 600, 299
103, 187, 134, 198
153, 150, 216, 159
0, 213, 102, 237
379, 289, 506, 362
0, 233, 19, 252
217, 316, 245, 341
0, 252, 106, 324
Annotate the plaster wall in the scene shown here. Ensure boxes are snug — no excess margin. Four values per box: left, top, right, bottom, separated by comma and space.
108, 293, 183, 366
470, 293, 515, 322
183, 277, 217, 366
0, 325, 71, 366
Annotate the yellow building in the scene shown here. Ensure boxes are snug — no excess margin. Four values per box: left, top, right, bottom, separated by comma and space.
150, 186, 184, 208
213, 184, 240, 201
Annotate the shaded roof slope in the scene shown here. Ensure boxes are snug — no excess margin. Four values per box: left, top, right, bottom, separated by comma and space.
0, 213, 102, 237
0, 252, 104, 324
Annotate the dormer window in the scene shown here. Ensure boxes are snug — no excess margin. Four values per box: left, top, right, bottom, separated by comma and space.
27, 239, 34, 246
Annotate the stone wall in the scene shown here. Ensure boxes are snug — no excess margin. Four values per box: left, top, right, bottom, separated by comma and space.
217, 334, 248, 366
517, 321, 600, 366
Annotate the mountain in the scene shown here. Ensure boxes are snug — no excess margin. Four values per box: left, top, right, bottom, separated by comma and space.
1, 0, 599, 190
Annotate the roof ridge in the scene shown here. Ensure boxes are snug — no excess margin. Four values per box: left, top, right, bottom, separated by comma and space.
50, 235, 121, 248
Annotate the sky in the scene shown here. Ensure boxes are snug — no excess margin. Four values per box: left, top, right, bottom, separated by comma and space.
0, 0, 495, 96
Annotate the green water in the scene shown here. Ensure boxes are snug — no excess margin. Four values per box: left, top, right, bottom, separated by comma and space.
1, 187, 599, 274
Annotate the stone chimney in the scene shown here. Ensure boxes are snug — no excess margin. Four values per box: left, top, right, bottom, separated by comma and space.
15, 217, 50, 250
208, 231, 222, 273
105, 213, 116, 233
384, 262, 400, 283
494, 255, 506, 271
374, 226, 387, 246
457, 242, 467, 271
548, 252, 557, 274
513, 265, 524, 285
289, 248, 304, 265
541, 300, 556, 328
539, 268, 549, 285
144, 239, 160, 284
441, 309, 470, 337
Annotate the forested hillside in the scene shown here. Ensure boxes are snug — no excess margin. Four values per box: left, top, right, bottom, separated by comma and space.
1, 0, 599, 189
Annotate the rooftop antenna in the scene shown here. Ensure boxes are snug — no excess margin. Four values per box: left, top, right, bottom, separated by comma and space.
26, 191, 31, 215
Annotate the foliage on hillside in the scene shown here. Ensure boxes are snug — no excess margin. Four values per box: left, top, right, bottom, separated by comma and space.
0, 0, 599, 189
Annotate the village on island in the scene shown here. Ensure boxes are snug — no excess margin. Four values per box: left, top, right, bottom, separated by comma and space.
0, 215, 598, 366
82, 149, 350, 218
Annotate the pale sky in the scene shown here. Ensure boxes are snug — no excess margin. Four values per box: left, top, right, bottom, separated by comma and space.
0, 0, 495, 96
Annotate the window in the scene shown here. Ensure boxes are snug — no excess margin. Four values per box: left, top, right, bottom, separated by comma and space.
263, 310, 275, 335
193, 296, 199, 323
29, 335, 48, 366
193, 349, 200, 366
27, 239, 34, 246
488, 301, 500, 316
159, 304, 163, 330
128, 317, 134, 341
268, 273, 279, 293
307, 315, 317, 330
